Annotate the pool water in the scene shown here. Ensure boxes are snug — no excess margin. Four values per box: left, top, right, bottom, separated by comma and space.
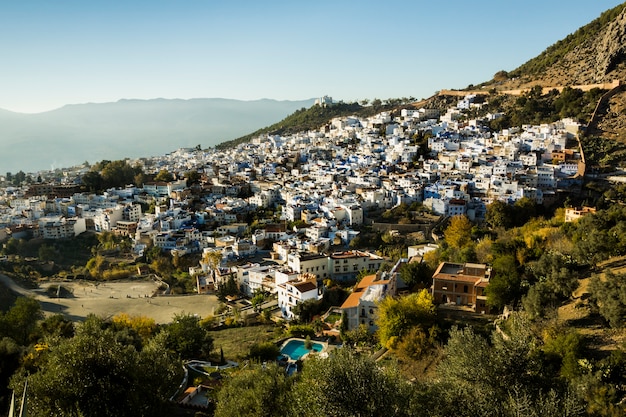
280, 339, 323, 361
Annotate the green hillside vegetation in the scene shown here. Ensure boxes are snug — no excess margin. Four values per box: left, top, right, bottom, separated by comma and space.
510, 2, 626, 77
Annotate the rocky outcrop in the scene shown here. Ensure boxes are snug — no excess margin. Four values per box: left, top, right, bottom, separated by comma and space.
595, 8, 626, 78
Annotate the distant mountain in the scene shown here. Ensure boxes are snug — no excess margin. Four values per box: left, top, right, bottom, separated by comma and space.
0, 98, 315, 174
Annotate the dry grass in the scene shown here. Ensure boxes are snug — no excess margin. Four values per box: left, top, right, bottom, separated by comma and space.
209, 324, 281, 361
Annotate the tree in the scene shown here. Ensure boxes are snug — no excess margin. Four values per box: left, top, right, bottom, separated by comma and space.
493, 70, 509, 82
290, 348, 418, 417
248, 342, 280, 362
184, 170, 201, 186
164, 313, 214, 359
513, 197, 538, 226
81, 170, 103, 192
485, 200, 513, 229
291, 298, 321, 323
214, 363, 292, 417
38, 314, 75, 339
100, 160, 139, 189
588, 271, 626, 328
154, 169, 174, 182
376, 289, 435, 349
217, 275, 239, 301
10, 316, 182, 417
485, 254, 521, 310
398, 261, 433, 289
37, 244, 56, 261
444, 215, 473, 250
0, 297, 42, 346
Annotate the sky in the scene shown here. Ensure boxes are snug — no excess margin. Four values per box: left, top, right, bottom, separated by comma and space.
0, 0, 624, 114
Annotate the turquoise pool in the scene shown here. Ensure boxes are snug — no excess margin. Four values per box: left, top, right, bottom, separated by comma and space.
280, 339, 324, 361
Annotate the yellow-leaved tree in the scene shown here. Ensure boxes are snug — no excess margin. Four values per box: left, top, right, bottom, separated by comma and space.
443, 215, 473, 250
376, 289, 436, 350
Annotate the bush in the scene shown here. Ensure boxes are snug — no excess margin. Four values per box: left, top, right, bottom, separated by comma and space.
248, 342, 280, 362
286, 324, 315, 338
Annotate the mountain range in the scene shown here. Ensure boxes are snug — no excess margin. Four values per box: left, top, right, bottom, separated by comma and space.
0, 98, 314, 174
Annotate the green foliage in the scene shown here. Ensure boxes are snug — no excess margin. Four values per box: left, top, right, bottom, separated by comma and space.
588, 271, 626, 328
543, 330, 584, 380
291, 298, 321, 323
286, 324, 315, 339
38, 314, 75, 339
569, 205, 626, 265
486, 200, 514, 229
395, 325, 437, 360
0, 297, 42, 345
398, 261, 434, 289
434, 316, 586, 416
582, 135, 626, 168
290, 348, 418, 417
164, 313, 214, 359
485, 254, 521, 310
483, 86, 607, 131
522, 282, 559, 320
214, 363, 292, 417
82, 159, 143, 192
342, 324, 376, 348
217, 275, 239, 301
376, 289, 435, 349
10, 316, 182, 417
248, 341, 280, 362
154, 169, 174, 182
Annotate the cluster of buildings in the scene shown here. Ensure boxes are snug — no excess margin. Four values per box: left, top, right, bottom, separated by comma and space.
0, 95, 588, 321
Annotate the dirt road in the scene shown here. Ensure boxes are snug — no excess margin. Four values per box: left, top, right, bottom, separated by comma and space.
0, 274, 222, 324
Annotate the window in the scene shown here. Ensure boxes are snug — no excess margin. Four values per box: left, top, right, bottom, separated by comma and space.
464, 285, 468, 293
343, 266, 348, 272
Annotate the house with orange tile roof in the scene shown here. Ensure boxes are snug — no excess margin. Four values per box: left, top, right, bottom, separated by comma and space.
340, 270, 397, 332
431, 262, 491, 313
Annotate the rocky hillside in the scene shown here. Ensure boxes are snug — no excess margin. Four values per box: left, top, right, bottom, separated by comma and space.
487, 2, 626, 140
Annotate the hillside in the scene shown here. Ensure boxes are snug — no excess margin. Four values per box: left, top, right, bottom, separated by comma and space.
483, 2, 626, 141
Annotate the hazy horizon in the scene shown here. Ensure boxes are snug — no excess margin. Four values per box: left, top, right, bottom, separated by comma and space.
0, 97, 315, 174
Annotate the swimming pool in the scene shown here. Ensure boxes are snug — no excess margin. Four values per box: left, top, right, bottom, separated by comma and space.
280, 339, 324, 361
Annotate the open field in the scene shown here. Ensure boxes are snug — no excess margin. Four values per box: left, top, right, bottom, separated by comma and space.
0, 274, 222, 324
209, 325, 280, 360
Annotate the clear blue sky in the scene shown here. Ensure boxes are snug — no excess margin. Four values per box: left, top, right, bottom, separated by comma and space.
0, 0, 623, 113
